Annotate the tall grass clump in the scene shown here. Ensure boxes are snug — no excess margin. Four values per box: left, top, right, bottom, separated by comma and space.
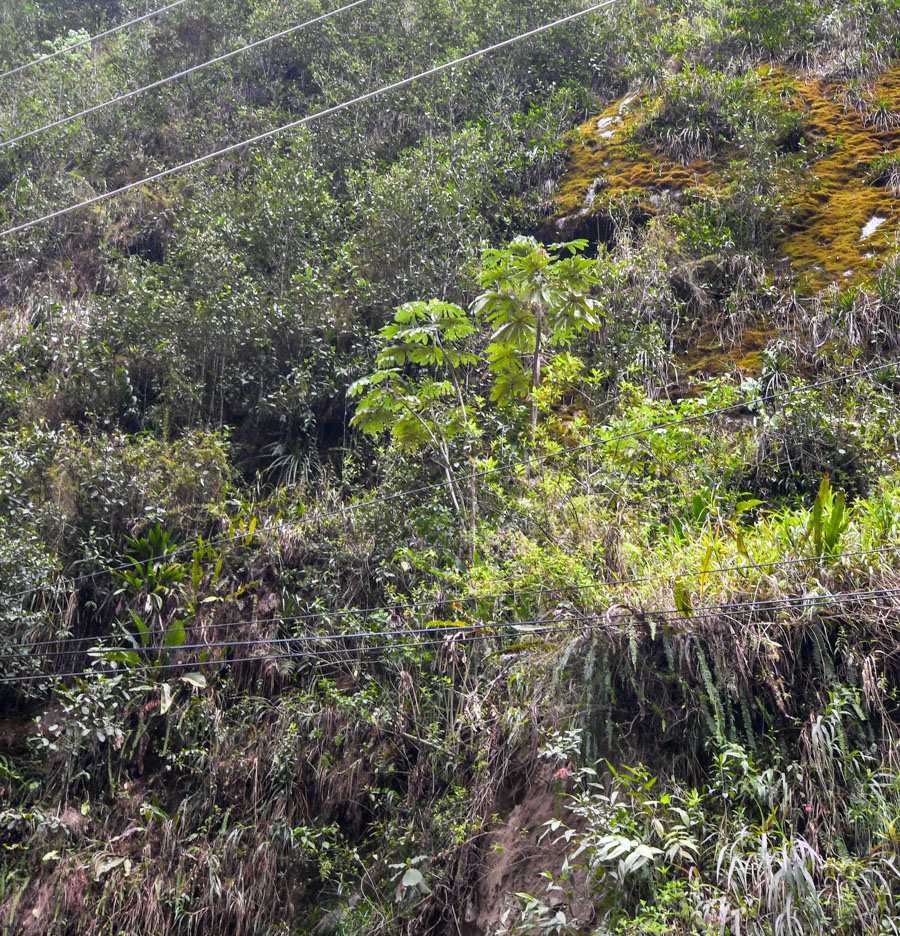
639, 67, 802, 165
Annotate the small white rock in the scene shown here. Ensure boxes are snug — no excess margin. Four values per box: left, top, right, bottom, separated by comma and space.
860, 215, 887, 240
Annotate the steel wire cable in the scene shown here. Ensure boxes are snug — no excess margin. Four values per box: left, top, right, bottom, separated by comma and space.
0, 623, 581, 683
0, 357, 895, 606
10, 616, 588, 662
0, 0, 624, 239
6, 580, 900, 684
0, 0, 373, 152
0, 0, 194, 81
6, 584, 900, 677
8, 540, 900, 655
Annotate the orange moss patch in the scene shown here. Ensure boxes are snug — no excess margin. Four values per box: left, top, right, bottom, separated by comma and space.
550, 64, 900, 289
679, 324, 771, 378
552, 94, 707, 224
780, 67, 900, 288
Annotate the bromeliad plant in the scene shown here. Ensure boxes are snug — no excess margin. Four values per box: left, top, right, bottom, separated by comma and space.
113, 525, 186, 612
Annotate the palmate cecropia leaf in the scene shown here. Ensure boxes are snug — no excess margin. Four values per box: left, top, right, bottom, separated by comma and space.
489, 368, 531, 402
347, 368, 397, 397
378, 345, 479, 368
473, 237, 603, 370
349, 369, 463, 450
373, 300, 478, 370
384, 300, 475, 341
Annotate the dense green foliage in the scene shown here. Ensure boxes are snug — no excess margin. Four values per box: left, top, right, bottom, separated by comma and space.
3, 0, 900, 934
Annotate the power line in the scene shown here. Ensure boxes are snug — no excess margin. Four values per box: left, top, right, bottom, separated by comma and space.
10, 615, 586, 661
7, 583, 900, 666
0, 357, 895, 606
4, 583, 900, 684
0, 624, 575, 683
0, 0, 373, 152
0, 0, 194, 82
0, 0, 622, 239
8, 539, 900, 654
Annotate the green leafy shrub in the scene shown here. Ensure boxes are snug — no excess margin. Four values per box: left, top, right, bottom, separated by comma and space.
735, 386, 884, 500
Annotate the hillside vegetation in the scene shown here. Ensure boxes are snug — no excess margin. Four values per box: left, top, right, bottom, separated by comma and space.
3, 1, 900, 934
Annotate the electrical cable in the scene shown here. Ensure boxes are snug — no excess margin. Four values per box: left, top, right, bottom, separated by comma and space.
0, 0, 194, 82
0, 623, 578, 683
6, 579, 900, 684
8, 539, 900, 655
0, 357, 895, 606
0, 0, 373, 152
0, 0, 623, 238
6, 583, 900, 671
10, 616, 584, 662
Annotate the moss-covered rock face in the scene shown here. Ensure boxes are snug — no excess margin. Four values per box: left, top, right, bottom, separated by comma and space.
549, 93, 699, 234
783, 66, 900, 286
550, 64, 900, 289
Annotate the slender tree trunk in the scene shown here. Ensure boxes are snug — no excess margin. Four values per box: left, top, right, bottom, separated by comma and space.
530, 304, 543, 437
400, 402, 465, 519
435, 426, 466, 523
469, 452, 477, 564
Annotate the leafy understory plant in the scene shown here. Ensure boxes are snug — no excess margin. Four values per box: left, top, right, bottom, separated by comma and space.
93, 611, 207, 698
801, 474, 850, 556
389, 855, 432, 903
473, 236, 602, 435
349, 299, 479, 516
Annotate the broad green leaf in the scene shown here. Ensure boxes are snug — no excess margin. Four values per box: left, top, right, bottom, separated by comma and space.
94, 855, 126, 880
673, 577, 693, 617
163, 620, 185, 648
98, 649, 142, 666
734, 498, 763, 515
825, 490, 847, 552
129, 610, 150, 647
699, 543, 714, 596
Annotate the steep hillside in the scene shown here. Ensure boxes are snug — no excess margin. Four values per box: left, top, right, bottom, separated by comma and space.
3, 2, 900, 935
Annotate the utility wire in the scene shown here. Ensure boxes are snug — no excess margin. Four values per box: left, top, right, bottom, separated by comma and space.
0, 0, 622, 238
0, 357, 895, 606
0, 0, 373, 152
10, 615, 588, 661
7, 584, 900, 666
0, 624, 575, 684
8, 540, 900, 654
5, 583, 900, 684
0, 0, 194, 82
